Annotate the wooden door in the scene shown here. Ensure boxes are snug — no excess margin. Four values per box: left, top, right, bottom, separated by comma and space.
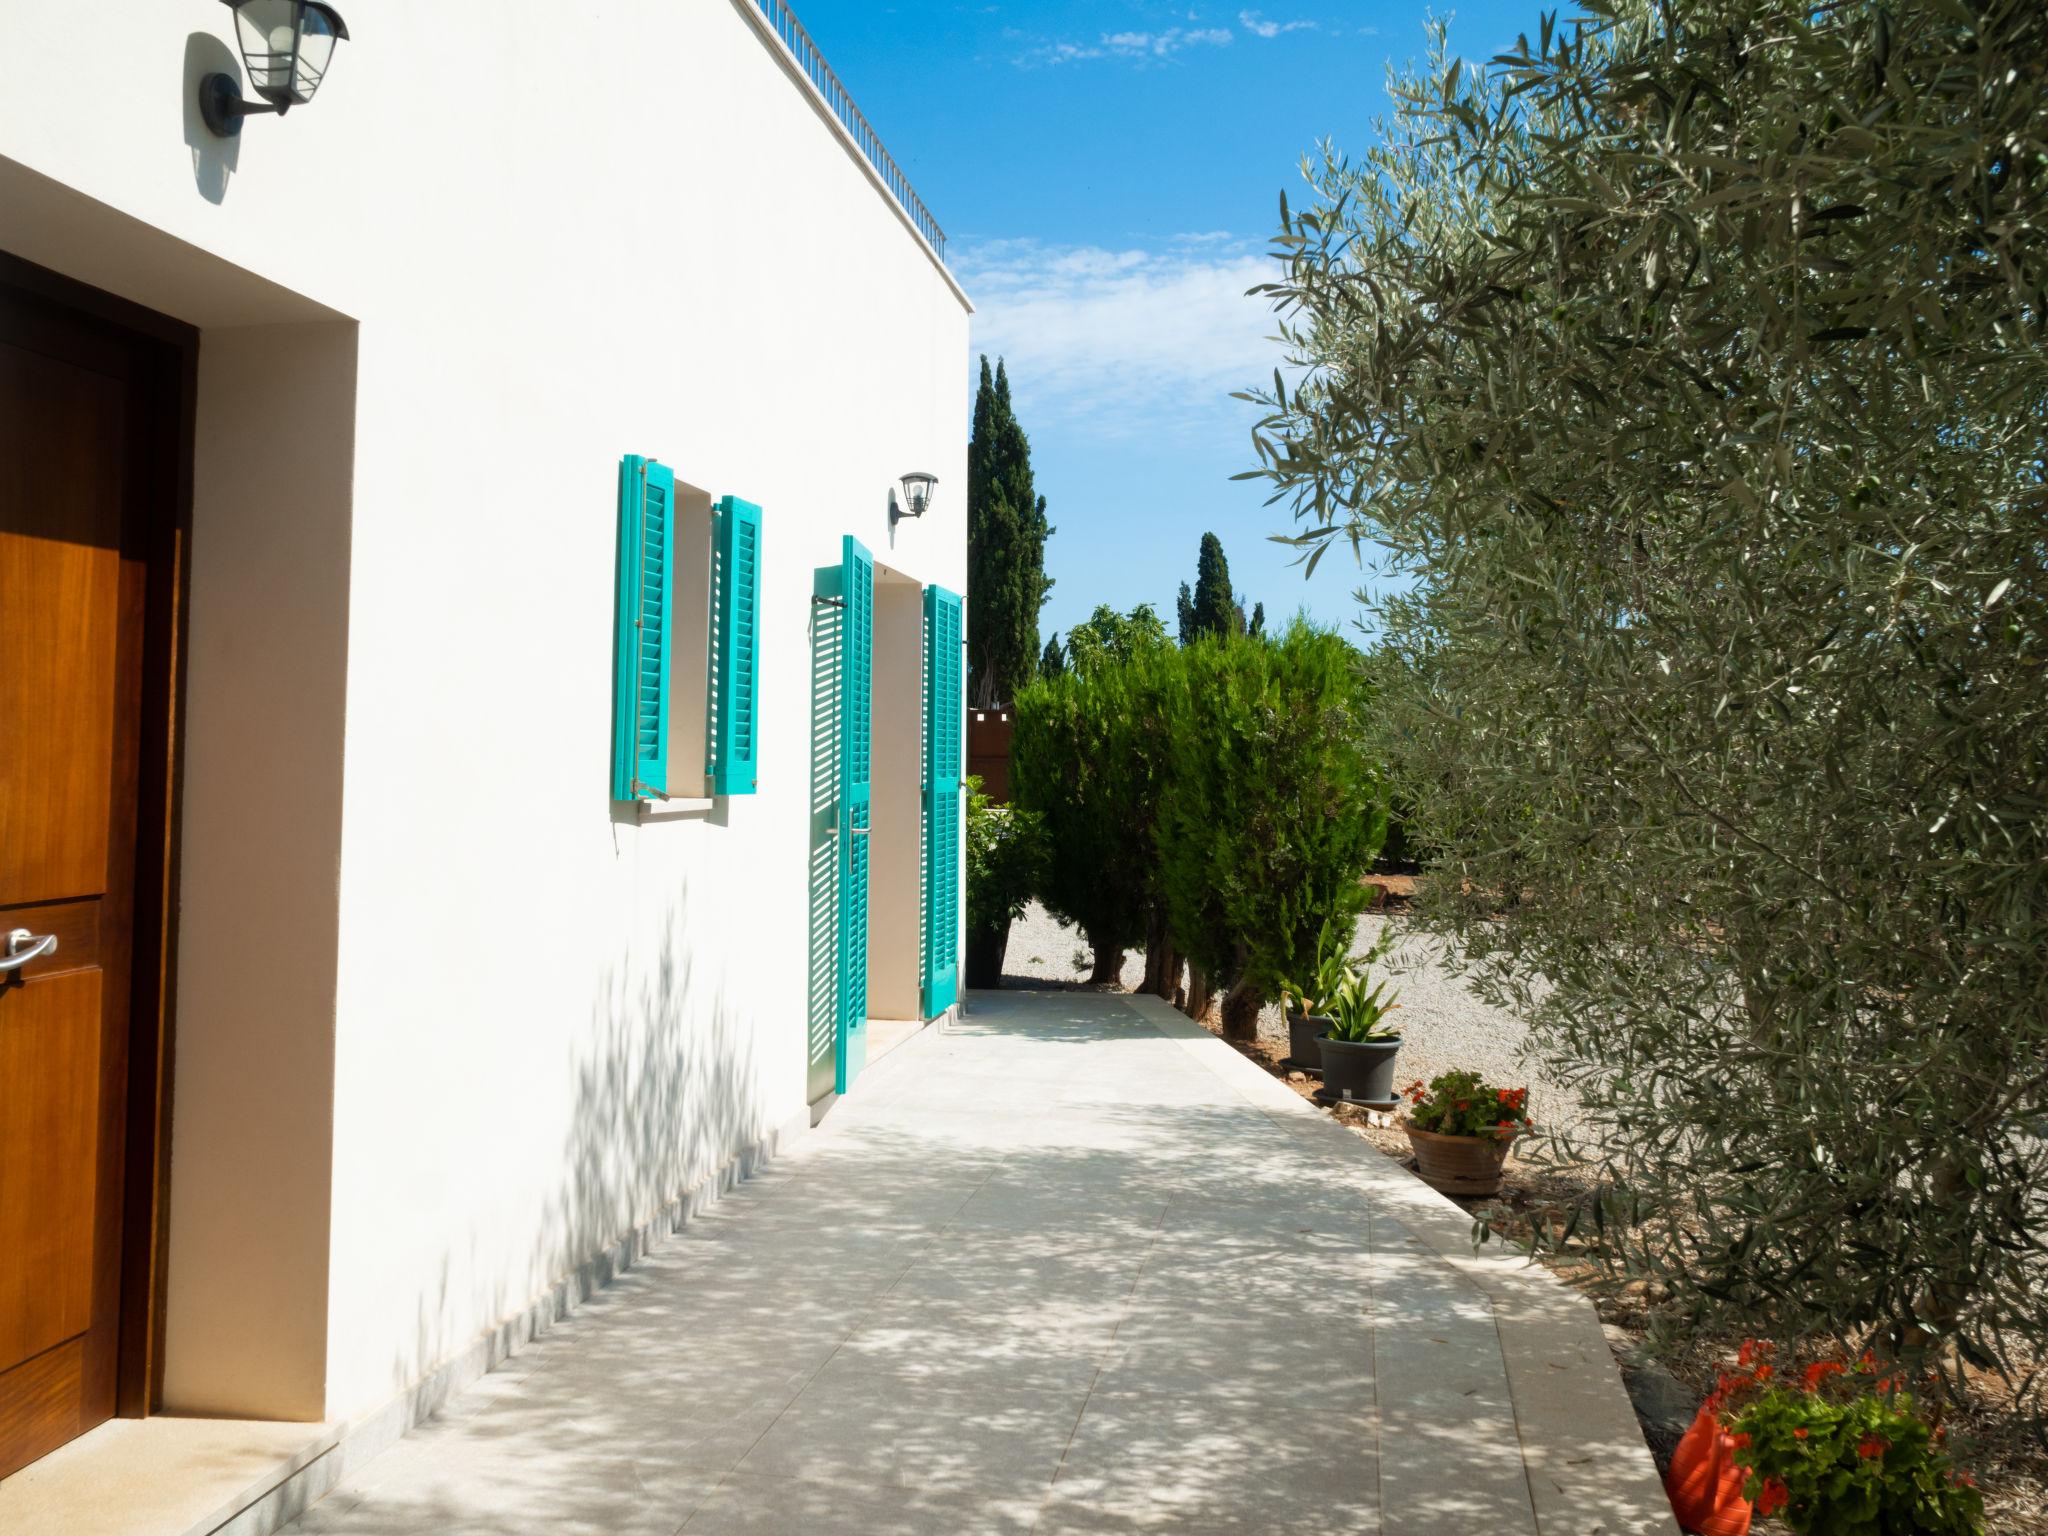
0, 276, 177, 1479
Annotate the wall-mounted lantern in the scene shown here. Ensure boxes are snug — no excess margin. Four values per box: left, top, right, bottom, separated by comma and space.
199, 1, 350, 138
891, 471, 939, 529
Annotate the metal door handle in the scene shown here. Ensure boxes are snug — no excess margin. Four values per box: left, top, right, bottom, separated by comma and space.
1, 928, 57, 972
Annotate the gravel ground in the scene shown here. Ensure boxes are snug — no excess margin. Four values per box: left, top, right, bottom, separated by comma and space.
999, 900, 1575, 1129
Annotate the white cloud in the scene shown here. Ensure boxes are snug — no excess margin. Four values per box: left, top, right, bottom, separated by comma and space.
1021, 25, 1234, 66
955, 238, 1283, 438
1238, 10, 1316, 38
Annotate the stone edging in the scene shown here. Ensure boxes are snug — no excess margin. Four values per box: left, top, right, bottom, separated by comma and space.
1117, 991, 1679, 1536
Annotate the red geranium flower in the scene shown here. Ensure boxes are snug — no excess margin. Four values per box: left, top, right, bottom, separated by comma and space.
1803, 1360, 1847, 1392
1753, 1364, 1773, 1383
1792, 1428, 1808, 1439
1757, 1477, 1790, 1516
1857, 1437, 1888, 1460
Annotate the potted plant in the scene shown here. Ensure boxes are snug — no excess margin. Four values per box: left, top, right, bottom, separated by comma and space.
1673, 1341, 1987, 1536
1278, 919, 1353, 1071
1398, 1070, 1528, 1196
1315, 938, 1402, 1103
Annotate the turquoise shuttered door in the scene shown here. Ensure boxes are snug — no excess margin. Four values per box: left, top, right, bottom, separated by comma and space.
922, 585, 963, 1017
611, 455, 675, 801
835, 536, 874, 1094
709, 496, 763, 795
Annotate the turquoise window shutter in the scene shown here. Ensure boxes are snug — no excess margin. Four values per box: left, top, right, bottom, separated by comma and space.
922, 585, 963, 1017
708, 496, 763, 796
610, 455, 675, 801
835, 535, 874, 1093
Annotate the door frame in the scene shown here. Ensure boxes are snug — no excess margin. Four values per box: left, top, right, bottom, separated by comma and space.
2, 252, 195, 1420
834, 535, 874, 1094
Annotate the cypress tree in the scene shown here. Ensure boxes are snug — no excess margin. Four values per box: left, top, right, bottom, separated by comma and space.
1188, 532, 1244, 642
1040, 633, 1066, 679
966, 357, 1054, 705
1175, 582, 1197, 645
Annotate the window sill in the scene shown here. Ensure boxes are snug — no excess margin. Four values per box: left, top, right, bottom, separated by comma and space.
637, 796, 716, 823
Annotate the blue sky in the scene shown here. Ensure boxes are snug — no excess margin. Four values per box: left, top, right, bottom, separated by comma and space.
793, 1, 1531, 646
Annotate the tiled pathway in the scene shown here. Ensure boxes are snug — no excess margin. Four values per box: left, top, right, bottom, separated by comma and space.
283, 990, 1674, 1535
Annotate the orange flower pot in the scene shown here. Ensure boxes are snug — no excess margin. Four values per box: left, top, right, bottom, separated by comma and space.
1402, 1123, 1515, 1196
1665, 1400, 1752, 1536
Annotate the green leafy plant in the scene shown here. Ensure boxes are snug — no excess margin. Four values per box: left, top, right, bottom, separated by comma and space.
965, 776, 1041, 931
1278, 917, 1354, 1020
1063, 602, 1168, 677
1713, 1345, 1984, 1535
964, 775, 1043, 987
1311, 925, 1400, 1042
1402, 1071, 1529, 1139
1244, 0, 2048, 1390
1323, 965, 1400, 1043
1156, 623, 1388, 1040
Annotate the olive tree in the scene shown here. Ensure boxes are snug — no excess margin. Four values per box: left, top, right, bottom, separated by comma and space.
1246, 0, 2048, 1388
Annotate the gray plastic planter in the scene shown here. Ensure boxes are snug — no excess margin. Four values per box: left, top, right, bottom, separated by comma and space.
1317, 1034, 1403, 1104
1287, 1012, 1331, 1071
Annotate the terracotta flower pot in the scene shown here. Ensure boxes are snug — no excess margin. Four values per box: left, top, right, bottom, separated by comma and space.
1665, 1400, 1752, 1536
1402, 1122, 1516, 1197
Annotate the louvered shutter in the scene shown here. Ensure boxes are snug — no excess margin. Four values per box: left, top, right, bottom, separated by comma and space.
611, 455, 675, 801
708, 496, 763, 795
921, 585, 963, 1017
835, 535, 874, 1093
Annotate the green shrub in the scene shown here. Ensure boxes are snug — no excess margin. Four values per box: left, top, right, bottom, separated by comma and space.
1010, 664, 1167, 981
1156, 623, 1388, 1039
965, 776, 1041, 933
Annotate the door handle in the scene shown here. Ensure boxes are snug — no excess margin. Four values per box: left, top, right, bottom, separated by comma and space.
1, 928, 58, 972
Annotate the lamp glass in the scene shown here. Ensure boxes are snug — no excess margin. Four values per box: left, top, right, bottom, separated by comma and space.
899, 472, 937, 517
232, 0, 342, 106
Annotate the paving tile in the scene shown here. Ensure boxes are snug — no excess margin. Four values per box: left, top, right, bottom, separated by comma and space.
1094, 1304, 1375, 1399
730, 1376, 1085, 1498
278, 991, 1654, 1536
682, 1476, 1044, 1535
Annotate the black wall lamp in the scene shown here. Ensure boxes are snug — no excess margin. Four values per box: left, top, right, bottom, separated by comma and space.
890, 471, 939, 529
200, 1, 350, 137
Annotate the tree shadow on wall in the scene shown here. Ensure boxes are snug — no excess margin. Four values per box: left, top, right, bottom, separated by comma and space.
326, 876, 769, 1524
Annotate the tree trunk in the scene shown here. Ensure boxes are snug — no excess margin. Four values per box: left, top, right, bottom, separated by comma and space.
1218, 981, 1262, 1043
1088, 940, 1123, 986
965, 920, 1009, 989
1141, 907, 1180, 1000
1181, 966, 1213, 1022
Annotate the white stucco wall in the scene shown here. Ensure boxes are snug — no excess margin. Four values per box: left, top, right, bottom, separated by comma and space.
0, 0, 968, 1424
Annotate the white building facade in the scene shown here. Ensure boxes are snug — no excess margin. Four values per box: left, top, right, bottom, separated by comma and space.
0, 0, 970, 1500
